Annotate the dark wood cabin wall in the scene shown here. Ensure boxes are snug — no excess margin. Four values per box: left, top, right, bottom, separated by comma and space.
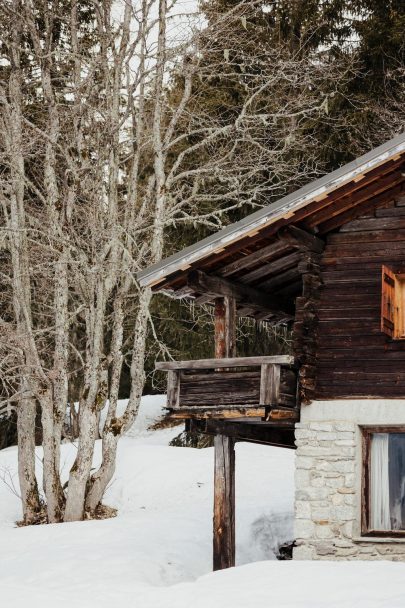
292, 251, 323, 404
314, 199, 405, 399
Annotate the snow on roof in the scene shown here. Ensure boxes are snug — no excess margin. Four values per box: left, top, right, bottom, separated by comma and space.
138, 132, 405, 289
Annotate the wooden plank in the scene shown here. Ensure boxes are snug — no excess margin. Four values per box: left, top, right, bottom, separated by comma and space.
166, 370, 180, 408
328, 228, 405, 245
323, 241, 405, 255
213, 435, 235, 571
156, 355, 295, 371
340, 214, 405, 233
376, 206, 405, 217
218, 241, 290, 277
240, 252, 302, 284
180, 370, 261, 382
187, 270, 293, 319
168, 406, 266, 419
260, 363, 280, 405
267, 408, 299, 421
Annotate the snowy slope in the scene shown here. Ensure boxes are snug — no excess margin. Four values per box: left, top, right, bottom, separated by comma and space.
1, 395, 405, 607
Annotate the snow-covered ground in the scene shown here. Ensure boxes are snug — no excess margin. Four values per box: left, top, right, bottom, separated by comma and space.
1, 395, 405, 607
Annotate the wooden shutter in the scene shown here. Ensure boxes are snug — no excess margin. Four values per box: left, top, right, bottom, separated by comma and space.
381, 265, 396, 337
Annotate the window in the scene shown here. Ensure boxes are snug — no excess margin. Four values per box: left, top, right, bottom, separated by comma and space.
362, 428, 405, 536
381, 265, 405, 339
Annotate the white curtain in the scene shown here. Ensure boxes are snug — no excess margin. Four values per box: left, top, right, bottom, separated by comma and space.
370, 433, 391, 531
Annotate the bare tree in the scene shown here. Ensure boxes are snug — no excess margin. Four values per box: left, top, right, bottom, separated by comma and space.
0, 0, 357, 523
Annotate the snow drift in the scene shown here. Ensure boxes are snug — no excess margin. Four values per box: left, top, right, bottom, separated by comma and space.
1, 395, 405, 607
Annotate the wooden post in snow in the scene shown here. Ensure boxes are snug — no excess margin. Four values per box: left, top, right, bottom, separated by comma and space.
213, 434, 235, 570
213, 296, 236, 571
214, 296, 236, 360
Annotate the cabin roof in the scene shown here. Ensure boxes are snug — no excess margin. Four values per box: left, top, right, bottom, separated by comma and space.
138, 133, 405, 291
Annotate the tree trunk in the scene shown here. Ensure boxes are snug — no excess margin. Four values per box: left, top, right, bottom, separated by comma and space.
40, 393, 65, 523
85, 297, 124, 512
17, 390, 41, 524
63, 401, 99, 522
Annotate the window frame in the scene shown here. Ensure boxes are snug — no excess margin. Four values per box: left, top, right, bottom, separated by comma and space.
361, 426, 405, 537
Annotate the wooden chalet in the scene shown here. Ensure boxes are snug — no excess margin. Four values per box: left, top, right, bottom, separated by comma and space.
138, 133, 405, 565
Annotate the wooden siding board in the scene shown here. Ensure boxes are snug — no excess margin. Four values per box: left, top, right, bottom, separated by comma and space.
315, 200, 405, 399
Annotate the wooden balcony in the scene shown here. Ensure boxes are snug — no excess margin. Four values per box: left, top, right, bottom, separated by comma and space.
155, 355, 298, 421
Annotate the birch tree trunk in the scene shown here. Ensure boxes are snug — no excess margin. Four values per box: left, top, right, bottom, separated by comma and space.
4, 1, 41, 523
17, 389, 41, 524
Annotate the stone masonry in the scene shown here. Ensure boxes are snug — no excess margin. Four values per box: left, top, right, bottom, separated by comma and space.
293, 419, 405, 561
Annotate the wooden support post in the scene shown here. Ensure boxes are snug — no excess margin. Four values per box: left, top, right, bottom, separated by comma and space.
224, 296, 236, 358
214, 296, 236, 359
260, 363, 280, 406
213, 434, 235, 571
214, 298, 226, 359
213, 296, 236, 570
166, 370, 180, 408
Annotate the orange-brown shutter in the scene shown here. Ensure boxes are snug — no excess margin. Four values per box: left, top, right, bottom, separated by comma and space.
381, 265, 396, 337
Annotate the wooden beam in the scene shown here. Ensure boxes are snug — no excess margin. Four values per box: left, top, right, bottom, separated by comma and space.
277, 225, 325, 253
240, 251, 302, 285
219, 241, 290, 278
187, 270, 293, 319
168, 406, 266, 419
213, 434, 235, 571
189, 418, 296, 448
214, 297, 236, 358
155, 355, 295, 371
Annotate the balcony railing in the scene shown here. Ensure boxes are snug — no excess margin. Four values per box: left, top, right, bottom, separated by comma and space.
155, 355, 298, 420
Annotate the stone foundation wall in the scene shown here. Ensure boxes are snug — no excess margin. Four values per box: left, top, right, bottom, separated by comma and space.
293, 401, 405, 561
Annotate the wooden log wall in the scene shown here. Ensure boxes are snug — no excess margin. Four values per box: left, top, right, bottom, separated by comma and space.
178, 367, 297, 408
292, 250, 323, 404
315, 199, 405, 399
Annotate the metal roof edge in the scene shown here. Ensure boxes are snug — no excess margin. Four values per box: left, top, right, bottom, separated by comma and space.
137, 131, 405, 288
